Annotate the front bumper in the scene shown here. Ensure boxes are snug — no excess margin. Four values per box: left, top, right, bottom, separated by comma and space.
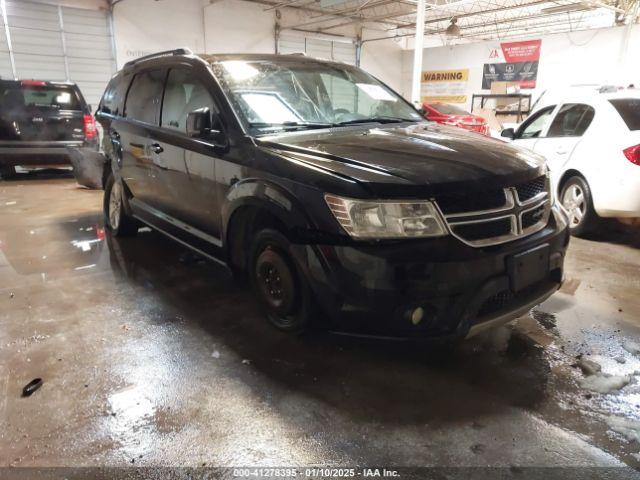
293, 205, 570, 340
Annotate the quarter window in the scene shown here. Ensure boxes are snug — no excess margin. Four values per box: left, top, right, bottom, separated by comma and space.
161, 69, 217, 133
99, 74, 131, 116
547, 103, 595, 137
124, 69, 165, 125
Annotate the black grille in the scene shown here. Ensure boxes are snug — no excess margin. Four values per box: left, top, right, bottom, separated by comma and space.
478, 290, 514, 317
451, 217, 512, 241
522, 204, 547, 229
515, 176, 546, 203
435, 188, 506, 215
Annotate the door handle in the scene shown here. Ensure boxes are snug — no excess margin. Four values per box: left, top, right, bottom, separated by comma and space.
556, 149, 568, 155
149, 143, 164, 154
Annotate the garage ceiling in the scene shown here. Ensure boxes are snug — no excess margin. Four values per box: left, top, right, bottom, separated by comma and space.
250, 0, 639, 41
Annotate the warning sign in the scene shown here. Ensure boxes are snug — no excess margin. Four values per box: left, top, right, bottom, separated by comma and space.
421, 69, 469, 104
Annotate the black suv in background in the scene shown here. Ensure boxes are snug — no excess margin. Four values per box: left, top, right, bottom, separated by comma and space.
0, 79, 101, 185
97, 48, 570, 340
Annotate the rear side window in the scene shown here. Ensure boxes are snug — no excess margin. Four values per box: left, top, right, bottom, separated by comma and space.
161, 68, 217, 133
609, 98, 640, 131
99, 74, 131, 116
0, 83, 81, 111
124, 70, 165, 124
547, 103, 595, 137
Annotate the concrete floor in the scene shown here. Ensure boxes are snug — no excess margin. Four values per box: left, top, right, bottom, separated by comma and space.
2, 171, 640, 473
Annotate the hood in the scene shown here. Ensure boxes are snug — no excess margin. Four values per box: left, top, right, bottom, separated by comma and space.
257, 122, 545, 197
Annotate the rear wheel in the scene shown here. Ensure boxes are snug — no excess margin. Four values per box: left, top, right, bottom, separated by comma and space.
560, 175, 599, 236
103, 172, 138, 236
249, 229, 311, 333
0, 165, 16, 179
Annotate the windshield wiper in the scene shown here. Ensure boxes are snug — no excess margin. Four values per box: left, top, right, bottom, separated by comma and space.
249, 121, 333, 131
334, 116, 417, 126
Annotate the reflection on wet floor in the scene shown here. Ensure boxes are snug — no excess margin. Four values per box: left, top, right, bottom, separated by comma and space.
1, 177, 640, 469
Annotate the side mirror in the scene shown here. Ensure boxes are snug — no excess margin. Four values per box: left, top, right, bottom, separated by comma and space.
187, 108, 214, 137
501, 128, 516, 139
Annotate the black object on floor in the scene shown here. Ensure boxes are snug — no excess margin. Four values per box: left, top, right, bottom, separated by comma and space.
22, 378, 43, 397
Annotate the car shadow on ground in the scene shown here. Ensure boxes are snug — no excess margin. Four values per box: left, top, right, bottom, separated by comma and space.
585, 220, 640, 249
104, 228, 553, 427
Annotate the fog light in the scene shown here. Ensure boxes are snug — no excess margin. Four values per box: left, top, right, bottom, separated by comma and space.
410, 307, 425, 325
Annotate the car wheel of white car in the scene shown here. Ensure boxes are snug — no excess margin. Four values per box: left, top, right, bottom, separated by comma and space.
560, 176, 599, 237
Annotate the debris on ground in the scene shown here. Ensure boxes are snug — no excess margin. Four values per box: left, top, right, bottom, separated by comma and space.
623, 341, 640, 355
211, 350, 220, 359
10, 293, 14, 299
606, 415, 640, 442
614, 356, 627, 364
579, 374, 630, 394
576, 358, 602, 376
242, 359, 251, 365
22, 378, 43, 397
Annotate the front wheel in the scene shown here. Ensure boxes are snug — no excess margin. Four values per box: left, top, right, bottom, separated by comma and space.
103, 172, 138, 236
560, 175, 599, 236
249, 229, 312, 333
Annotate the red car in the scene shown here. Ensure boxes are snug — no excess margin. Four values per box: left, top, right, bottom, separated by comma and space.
423, 102, 490, 135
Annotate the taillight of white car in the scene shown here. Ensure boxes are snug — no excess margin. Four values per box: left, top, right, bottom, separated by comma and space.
623, 144, 640, 165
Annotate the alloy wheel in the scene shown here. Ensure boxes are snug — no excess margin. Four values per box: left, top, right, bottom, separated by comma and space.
109, 181, 123, 230
562, 184, 585, 228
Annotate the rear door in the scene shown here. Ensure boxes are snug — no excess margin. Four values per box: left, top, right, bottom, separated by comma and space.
115, 68, 166, 209
0, 80, 85, 143
532, 103, 595, 180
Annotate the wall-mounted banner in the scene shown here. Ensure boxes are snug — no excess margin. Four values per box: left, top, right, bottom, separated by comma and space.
421, 69, 469, 104
483, 39, 541, 89
501, 39, 541, 63
481, 61, 539, 89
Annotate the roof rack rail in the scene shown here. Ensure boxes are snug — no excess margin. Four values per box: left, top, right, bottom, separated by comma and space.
124, 48, 193, 68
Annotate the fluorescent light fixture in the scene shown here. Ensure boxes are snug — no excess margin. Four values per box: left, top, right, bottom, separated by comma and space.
541, 3, 596, 14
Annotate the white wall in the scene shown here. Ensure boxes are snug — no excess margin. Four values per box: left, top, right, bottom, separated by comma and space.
110, 0, 404, 91
203, 0, 274, 54
112, 0, 205, 67
400, 25, 640, 110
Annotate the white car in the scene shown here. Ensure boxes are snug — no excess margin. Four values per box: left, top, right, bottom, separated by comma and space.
502, 88, 640, 235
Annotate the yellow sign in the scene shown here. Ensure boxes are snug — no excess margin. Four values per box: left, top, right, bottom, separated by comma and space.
422, 69, 469, 83
422, 95, 468, 104
421, 69, 469, 104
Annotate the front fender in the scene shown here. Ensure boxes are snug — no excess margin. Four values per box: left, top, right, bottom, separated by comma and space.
221, 178, 317, 242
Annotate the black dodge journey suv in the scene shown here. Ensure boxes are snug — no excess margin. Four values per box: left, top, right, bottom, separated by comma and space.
97, 48, 569, 340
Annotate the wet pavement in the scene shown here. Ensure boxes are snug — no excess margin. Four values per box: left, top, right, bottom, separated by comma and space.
1, 172, 640, 472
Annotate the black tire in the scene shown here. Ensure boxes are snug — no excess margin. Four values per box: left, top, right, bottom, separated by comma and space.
103, 172, 138, 237
559, 175, 599, 237
0, 165, 16, 179
249, 228, 312, 333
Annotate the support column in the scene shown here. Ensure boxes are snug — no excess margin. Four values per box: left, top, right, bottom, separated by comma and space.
410, 0, 426, 106
1, 0, 17, 79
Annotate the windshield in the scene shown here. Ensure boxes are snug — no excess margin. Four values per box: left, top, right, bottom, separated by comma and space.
429, 103, 470, 116
211, 58, 422, 134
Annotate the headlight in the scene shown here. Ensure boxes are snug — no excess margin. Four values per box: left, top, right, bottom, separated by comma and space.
325, 195, 447, 239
